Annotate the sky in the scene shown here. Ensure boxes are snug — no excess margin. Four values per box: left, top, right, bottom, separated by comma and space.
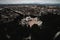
0, 0, 60, 4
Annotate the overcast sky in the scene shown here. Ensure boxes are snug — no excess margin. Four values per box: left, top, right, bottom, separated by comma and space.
0, 0, 60, 4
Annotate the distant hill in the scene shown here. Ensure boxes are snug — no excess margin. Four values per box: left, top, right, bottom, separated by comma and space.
0, 4, 60, 7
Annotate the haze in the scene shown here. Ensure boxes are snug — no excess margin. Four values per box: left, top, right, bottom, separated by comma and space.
0, 0, 60, 4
